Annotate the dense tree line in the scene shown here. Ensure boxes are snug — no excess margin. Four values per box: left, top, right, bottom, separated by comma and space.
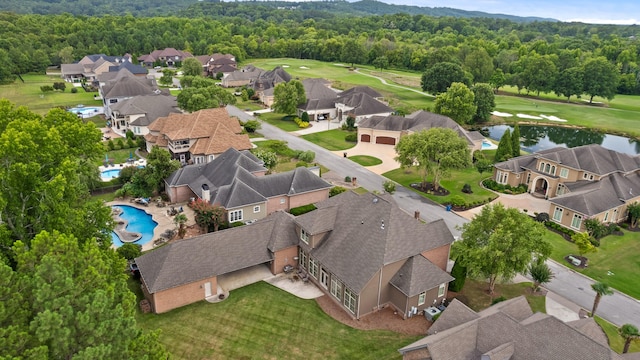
0, 6, 639, 94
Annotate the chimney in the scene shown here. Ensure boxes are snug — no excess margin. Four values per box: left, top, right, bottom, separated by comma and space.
414, 210, 420, 220
202, 184, 210, 203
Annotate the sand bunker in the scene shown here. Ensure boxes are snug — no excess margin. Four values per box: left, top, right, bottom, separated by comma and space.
516, 114, 543, 120
300, 66, 309, 69
540, 115, 567, 122
282, 65, 290, 68
491, 111, 514, 117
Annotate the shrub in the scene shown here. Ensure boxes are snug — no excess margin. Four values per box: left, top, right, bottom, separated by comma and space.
126, 138, 135, 149
107, 140, 115, 150
293, 117, 310, 128
70, 87, 78, 93
301, 112, 309, 122
585, 218, 610, 239
136, 136, 146, 150
383, 180, 396, 194
116, 138, 125, 149
535, 213, 550, 222
461, 183, 472, 194
449, 257, 467, 292
330, 186, 347, 197
344, 133, 357, 142
125, 130, 135, 140
116, 243, 142, 260
450, 195, 465, 207
431, 313, 441, 322
289, 204, 317, 216
40, 85, 54, 92
297, 150, 316, 163
345, 116, 356, 131
243, 120, 261, 133
491, 296, 507, 305
295, 161, 308, 167
344, 176, 352, 183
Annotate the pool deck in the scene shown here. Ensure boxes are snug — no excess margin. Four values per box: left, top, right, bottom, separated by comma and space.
99, 159, 147, 181
108, 199, 196, 251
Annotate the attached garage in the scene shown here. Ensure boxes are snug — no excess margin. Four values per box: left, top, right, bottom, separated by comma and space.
376, 136, 396, 145
360, 134, 371, 143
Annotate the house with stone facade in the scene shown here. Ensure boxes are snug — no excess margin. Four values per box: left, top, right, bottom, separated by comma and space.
135, 191, 455, 316
108, 93, 180, 137
493, 144, 640, 231
137, 48, 193, 67
60, 53, 132, 83
145, 108, 252, 165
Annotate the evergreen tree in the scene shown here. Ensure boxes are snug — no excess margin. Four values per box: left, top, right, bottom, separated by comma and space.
511, 123, 521, 157
495, 128, 513, 162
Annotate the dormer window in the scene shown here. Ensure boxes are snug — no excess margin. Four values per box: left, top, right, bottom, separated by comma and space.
300, 228, 309, 244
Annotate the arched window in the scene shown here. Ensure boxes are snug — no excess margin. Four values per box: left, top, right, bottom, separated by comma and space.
551, 166, 556, 175
539, 162, 545, 171
545, 164, 551, 173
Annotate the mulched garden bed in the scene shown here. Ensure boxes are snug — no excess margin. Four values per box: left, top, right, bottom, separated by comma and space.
410, 182, 450, 196
564, 254, 588, 269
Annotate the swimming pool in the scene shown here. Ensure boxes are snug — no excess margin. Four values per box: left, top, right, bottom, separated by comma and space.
100, 165, 145, 181
67, 106, 104, 117
481, 140, 497, 150
111, 205, 157, 247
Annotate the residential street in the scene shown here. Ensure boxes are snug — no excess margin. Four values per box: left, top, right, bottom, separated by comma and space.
227, 105, 640, 328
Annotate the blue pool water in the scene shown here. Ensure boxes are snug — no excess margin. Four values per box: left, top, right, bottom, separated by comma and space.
102, 168, 121, 179
481, 140, 497, 150
111, 205, 157, 247
67, 106, 103, 116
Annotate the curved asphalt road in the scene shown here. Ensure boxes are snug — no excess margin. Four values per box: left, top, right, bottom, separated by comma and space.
228, 105, 640, 328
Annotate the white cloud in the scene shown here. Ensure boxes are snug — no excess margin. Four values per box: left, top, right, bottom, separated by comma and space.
565, 18, 638, 25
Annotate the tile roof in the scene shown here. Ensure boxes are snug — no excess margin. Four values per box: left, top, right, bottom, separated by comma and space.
551, 171, 640, 216
148, 108, 251, 156
297, 191, 454, 293
136, 210, 298, 293
389, 255, 454, 297
399, 296, 622, 360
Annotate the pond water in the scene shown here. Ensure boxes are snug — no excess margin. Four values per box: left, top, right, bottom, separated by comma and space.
483, 125, 640, 156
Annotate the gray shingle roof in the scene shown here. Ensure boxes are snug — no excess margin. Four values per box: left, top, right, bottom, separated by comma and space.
340, 85, 382, 99
427, 298, 479, 335
535, 144, 640, 175
336, 92, 393, 116
136, 211, 298, 293
110, 94, 179, 126
297, 191, 454, 293
551, 172, 640, 216
399, 296, 621, 360
389, 255, 454, 297
108, 61, 148, 75
102, 75, 160, 99
302, 78, 338, 100
406, 110, 475, 145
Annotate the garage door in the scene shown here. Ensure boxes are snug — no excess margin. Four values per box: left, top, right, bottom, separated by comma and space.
360, 134, 371, 142
376, 136, 396, 145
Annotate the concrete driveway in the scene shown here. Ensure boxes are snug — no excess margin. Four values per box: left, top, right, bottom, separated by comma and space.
332, 141, 400, 175
456, 193, 550, 220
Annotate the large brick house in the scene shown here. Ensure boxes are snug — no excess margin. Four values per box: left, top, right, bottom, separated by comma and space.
135, 191, 455, 316
493, 144, 640, 231
164, 147, 332, 223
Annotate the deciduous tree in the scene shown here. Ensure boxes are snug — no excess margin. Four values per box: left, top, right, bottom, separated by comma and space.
471, 83, 495, 123
182, 57, 204, 77
272, 80, 306, 115
554, 67, 584, 102
395, 128, 471, 191
421, 62, 469, 95
433, 82, 476, 124
582, 57, 620, 103
452, 203, 551, 294
628, 202, 640, 228
573, 232, 597, 257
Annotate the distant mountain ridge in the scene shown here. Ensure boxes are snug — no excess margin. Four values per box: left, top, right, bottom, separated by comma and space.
0, 0, 557, 22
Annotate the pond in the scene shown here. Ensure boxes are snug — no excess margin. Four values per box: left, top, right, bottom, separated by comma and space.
483, 125, 640, 156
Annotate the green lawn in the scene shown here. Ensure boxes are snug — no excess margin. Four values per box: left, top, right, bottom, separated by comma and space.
383, 167, 498, 206
595, 316, 640, 354
349, 155, 383, 167
493, 94, 640, 139
300, 129, 356, 151
544, 229, 640, 299
0, 74, 103, 114
256, 112, 302, 132
136, 282, 419, 360
455, 279, 545, 314
98, 148, 140, 166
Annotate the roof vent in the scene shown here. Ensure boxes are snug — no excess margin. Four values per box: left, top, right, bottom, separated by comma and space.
381, 220, 385, 230
373, 197, 379, 204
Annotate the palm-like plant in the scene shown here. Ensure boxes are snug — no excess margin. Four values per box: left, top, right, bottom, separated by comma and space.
619, 324, 640, 354
590, 282, 614, 317
174, 213, 188, 239
528, 260, 553, 292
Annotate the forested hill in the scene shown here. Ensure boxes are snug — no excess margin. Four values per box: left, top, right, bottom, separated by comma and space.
1, 0, 553, 22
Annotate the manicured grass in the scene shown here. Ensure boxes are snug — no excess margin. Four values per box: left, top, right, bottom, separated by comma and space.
136, 282, 419, 360
0, 74, 103, 114
492, 94, 640, 139
544, 229, 640, 299
348, 155, 383, 167
595, 316, 640, 354
98, 148, 140, 166
256, 112, 302, 132
383, 167, 498, 206
300, 129, 356, 151
91, 192, 118, 202
234, 99, 264, 112
455, 279, 545, 314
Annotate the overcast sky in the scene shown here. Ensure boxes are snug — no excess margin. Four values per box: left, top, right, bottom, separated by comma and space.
360, 0, 639, 24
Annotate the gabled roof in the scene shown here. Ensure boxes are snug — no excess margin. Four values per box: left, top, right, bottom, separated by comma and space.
61, 63, 84, 76
399, 296, 622, 360
108, 61, 148, 75
251, 66, 291, 91
426, 299, 479, 335
110, 94, 179, 126
101, 75, 161, 99
296, 191, 454, 293
224, 69, 262, 82
136, 211, 298, 293
336, 92, 393, 116
389, 255, 454, 297
340, 85, 382, 99
406, 110, 475, 144
302, 78, 337, 100
534, 144, 640, 176
147, 108, 250, 155
551, 171, 640, 216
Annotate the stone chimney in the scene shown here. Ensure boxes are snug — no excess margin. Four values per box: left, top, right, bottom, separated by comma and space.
414, 210, 420, 220
202, 184, 210, 203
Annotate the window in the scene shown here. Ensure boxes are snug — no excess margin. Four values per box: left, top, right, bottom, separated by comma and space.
612, 209, 618, 222
603, 211, 609, 222
320, 269, 329, 289
553, 207, 563, 222
330, 278, 342, 301
208, 155, 215, 162
526, 173, 531, 185
280, 198, 286, 204
309, 258, 318, 279
560, 168, 569, 178
545, 164, 551, 173
551, 166, 556, 175
539, 162, 545, 172
300, 228, 309, 244
134, 126, 140, 134
195, 156, 204, 164
496, 171, 508, 185
229, 209, 243, 222
418, 292, 426, 305
438, 284, 446, 297
344, 288, 357, 314
556, 183, 566, 196
253, 205, 260, 213
583, 172, 594, 181
571, 214, 583, 229
299, 249, 307, 269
